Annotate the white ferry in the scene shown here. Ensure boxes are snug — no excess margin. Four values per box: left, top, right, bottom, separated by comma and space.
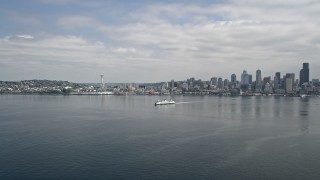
155, 99, 175, 105
80, 91, 114, 95
300, 94, 308, 98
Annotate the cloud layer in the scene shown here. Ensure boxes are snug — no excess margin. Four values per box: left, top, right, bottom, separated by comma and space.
1, 0, 320, 82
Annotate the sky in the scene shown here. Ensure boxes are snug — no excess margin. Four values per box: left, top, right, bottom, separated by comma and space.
0, 0, 320, 83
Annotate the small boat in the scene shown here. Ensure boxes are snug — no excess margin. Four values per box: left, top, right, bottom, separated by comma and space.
300, 94, 308, 98
155, 99, 175, 105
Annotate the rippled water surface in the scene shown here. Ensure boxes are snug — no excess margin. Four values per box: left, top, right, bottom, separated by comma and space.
1, 95, 320, 179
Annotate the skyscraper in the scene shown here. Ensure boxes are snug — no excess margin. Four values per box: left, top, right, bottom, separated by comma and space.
285, 73, 295, 92
231, 74, 237, 88
188, 77, 195, 90
274, 72, 281, 90
248, 74, 253, 85
218, 77, 223, 89
275, 72, 281, 82
211, 77, 218, 87
241, 70, 249, 85
264, 82, 271, 93
255, 69, 262, 92
100, 75, 105, 91
224, 79, 229, 89
299, 62, 309, 86
171, 80, 174, 89
241, 70, 249, 91
263, 76, 271, 85
286, 78, 293, 92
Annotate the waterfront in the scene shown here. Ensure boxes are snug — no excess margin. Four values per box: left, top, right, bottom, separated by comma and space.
1, 95, 320, 179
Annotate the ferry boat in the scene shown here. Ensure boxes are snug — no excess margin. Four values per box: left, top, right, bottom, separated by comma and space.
300, 94, 308, 98
155, 99, 175, 105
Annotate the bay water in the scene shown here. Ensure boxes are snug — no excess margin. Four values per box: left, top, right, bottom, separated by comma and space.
1, 95, 320, 179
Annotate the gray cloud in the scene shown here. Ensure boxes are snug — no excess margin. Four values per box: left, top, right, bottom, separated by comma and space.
1, 0, 320, 82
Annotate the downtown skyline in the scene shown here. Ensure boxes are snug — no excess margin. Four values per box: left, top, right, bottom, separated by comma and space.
1, 0, 320, 83
1, 62, 319, 96
0, 62, 316, 86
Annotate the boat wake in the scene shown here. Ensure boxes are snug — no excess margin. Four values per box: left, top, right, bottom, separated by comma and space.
175, 101, 204, 104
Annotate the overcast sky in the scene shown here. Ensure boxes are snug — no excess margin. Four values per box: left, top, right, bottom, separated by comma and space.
0, 0, 319, 83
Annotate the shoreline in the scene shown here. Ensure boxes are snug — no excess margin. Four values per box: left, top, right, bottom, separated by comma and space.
0, 92, 318, 98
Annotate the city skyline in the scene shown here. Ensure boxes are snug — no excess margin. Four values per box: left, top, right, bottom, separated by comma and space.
1, 62, 319, 96
1, 0, 320, 82
0, 62, 316, 85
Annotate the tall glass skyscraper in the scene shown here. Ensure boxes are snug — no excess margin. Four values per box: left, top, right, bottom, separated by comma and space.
299, 62, 309, 86
241, 70, 249, 91
231, 74, 237, 89
241, 70, 249, 85
218, 78, 223, 89
274, 72, 281, 90
255, 69, 262, 92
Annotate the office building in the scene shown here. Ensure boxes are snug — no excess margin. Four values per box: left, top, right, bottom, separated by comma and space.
231, 74, 237, 88
211, 77, 218, 87
249, 74, 253, 85
218, 77, 223, 89
300, 62, 309, 86
285, 73, 295, 92
255, 69, 262, 92
241, 70, 249, 91
274, 72, 281, 90
286, 78, 293, 92
224, 79, 229, 89
264, 82, 271, 94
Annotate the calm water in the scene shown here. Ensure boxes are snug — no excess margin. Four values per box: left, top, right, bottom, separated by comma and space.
1, 95, 320, 179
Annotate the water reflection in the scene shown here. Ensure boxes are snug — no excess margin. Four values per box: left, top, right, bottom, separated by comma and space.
230, 98, 237, 121
2, 95, 320, 180
299, 98, 309, 134
217, 97, 223, 117
240, 97, 253, 121
254, 96, 262, 118
101, 95, 105, 106
273, 96, 281, 118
